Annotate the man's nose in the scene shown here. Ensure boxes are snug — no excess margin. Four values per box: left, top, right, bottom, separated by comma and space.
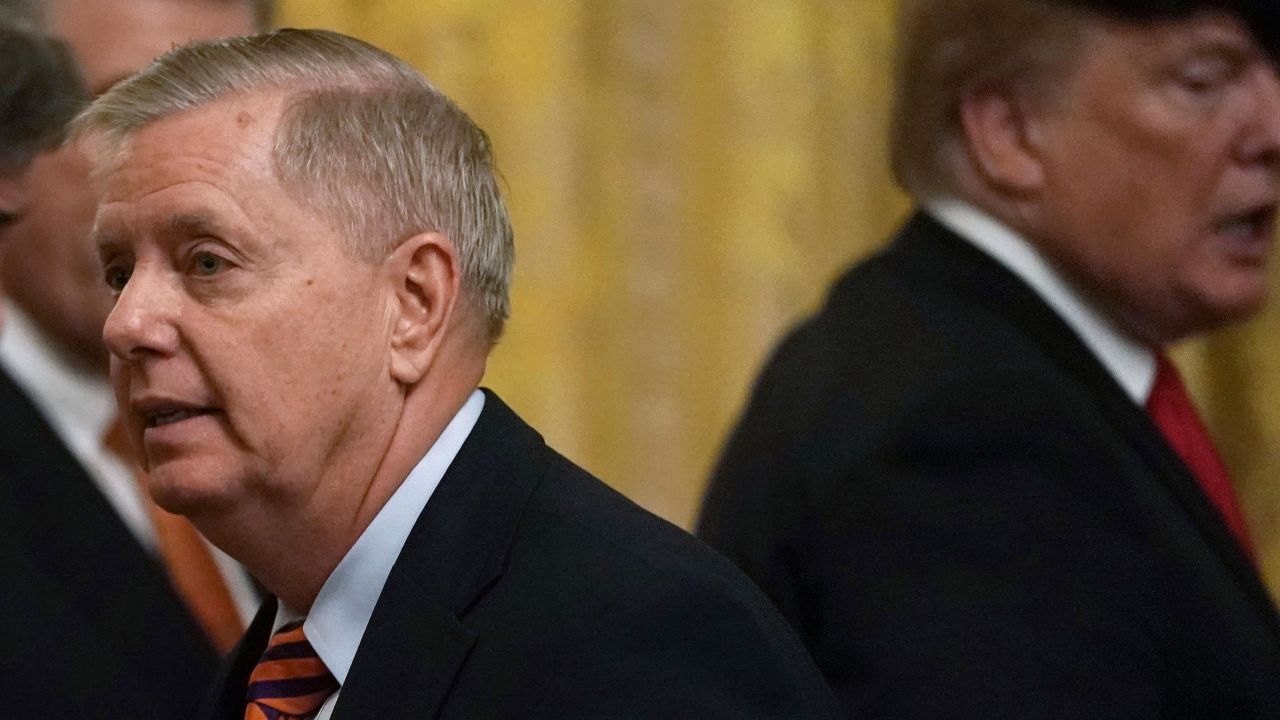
1241, 62, 1280, 167
103, 266, 179, 362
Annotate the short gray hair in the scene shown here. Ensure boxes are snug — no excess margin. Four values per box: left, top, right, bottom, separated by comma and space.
75, 29, 514, 340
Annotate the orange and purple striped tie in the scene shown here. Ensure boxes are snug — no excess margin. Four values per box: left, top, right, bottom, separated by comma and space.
244, 621, 338, 720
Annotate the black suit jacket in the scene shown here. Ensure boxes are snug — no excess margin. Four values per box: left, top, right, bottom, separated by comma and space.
0, 368, 220, 717
203, 391, 840, 720
698, 213, 1280, 719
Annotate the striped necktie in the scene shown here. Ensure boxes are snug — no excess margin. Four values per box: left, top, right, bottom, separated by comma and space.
244, 620, 338, 720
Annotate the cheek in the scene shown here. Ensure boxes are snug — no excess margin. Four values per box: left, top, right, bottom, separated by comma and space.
221, 288, 389, 452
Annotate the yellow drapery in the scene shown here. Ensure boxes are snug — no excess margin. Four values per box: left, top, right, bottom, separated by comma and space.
277, 0, 1280, 594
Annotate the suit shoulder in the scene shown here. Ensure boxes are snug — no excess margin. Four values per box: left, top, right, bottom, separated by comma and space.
523, 450, 763, 592
507, 450, 839, 718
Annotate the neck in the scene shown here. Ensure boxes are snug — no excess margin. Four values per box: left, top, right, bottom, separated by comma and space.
202, 354, 486, 614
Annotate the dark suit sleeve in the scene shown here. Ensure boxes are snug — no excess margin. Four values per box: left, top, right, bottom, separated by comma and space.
536, 557, 843, 720
703, 366, 1170, 719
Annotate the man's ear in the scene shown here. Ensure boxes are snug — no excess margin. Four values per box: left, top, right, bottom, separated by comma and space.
385, 231, 460, 385
959, 83, 1047, 193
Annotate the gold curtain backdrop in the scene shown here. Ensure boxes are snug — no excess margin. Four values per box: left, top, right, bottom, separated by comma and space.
276, 0, 1280, 593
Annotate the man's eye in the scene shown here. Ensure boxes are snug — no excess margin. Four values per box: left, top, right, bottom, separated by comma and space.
1174, 58, 1241, 96
193, 252, 225, 276
104, 265, 131, 292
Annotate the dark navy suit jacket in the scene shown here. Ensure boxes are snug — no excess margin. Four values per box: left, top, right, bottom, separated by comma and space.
699, 213, 1280, 718
0, 368, 219, 717
204, 391, 841, 719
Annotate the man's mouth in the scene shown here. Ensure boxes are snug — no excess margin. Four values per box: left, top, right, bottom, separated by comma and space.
1214, 204, 1277, 242
133, 398, 219, 429
147, 408, 214, 428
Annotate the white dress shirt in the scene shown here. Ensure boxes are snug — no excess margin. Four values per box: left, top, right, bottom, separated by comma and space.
273, 389, 485, 720
925, 198, 1157, 405
0, 302, 260, 624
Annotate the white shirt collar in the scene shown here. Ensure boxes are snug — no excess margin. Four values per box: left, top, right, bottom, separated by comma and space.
0, 302, 117, 443
274, 389, 485, 686
924, 198, 1156, 404
0, 303, 158, 545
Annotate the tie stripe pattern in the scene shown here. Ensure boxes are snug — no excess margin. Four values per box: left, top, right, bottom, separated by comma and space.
245, 621, 338, 720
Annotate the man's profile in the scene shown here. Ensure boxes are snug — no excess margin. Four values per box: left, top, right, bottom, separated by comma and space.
700, 0, 1280, 717
78, 28, 841, 720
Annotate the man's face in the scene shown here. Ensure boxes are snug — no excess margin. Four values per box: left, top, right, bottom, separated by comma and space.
1028, 12, 1280, 344
96, 92, 401, 519
0, 0, 255, 368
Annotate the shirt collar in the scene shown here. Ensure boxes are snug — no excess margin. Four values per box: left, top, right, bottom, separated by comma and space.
924, 198, 1156, 404
0, 302, 117, 442
275, 389, 486, 685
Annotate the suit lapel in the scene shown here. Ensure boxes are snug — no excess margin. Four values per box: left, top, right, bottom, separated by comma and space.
892, 213, 1280, 635
203, 597, 277, 720
332, 391, 545, 718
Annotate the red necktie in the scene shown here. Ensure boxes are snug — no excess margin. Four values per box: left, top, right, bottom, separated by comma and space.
1146, 354, 1254, 561
244, 621, 338, 720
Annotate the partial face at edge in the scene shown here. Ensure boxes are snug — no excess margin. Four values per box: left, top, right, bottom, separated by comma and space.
1026, 11, 1280, 344
95, 91, 403, 519
0, 0, 257, 367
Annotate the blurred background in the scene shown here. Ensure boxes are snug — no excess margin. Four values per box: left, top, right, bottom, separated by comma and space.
277, 0, 1280, 591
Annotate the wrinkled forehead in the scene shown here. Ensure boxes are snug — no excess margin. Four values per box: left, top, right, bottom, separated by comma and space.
90, 93, 295, 260
94, 91, 287, 201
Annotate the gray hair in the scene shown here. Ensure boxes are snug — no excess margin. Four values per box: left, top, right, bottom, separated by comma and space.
0, 23, 85, 176
75, 28, 514, 341
890, 0, 1092, 197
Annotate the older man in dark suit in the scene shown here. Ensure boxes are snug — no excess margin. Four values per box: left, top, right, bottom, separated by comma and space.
76, 28, 840, 720
699, 0, 1280, 717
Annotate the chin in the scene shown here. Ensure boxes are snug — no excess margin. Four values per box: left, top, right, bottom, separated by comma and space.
1212, 278, 1270, 322
146, 465, 243, 518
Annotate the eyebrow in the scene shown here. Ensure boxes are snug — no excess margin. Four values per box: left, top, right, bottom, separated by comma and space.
161, 211, 229, 239
93, 226, 125, 260
1179, 35, 1257, 62
94, 210, 234, 259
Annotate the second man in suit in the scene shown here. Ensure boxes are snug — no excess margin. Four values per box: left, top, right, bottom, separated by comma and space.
700, 0, 1280, 717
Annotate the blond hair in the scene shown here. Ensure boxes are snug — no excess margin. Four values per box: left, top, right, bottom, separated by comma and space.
891, 0, 1091, 197
76, 29, 514, 340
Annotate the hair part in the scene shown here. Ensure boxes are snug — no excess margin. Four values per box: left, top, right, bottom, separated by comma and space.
74, 28, 514, 341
